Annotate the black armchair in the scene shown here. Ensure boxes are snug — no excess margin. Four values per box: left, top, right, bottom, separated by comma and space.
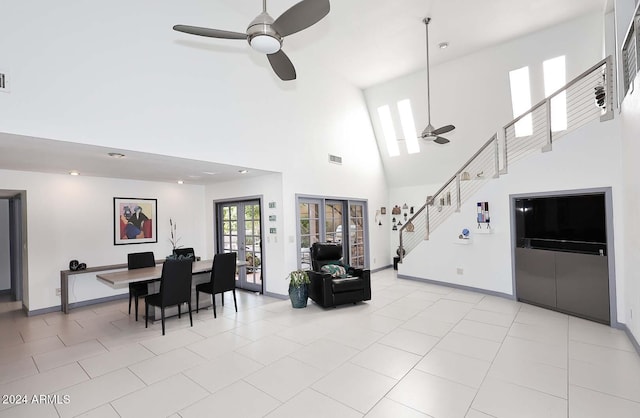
127, 251, 156, 321
308, 242, 371, 308
145, 259, 193, 335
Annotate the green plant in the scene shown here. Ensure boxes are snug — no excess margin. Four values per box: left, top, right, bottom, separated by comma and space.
169, 218, 182, 250
287, 270, 310, 288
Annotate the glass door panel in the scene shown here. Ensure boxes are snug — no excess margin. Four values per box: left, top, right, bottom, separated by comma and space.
299, 201, 320, 270
217, 200, 262, 292
349, 203, 365, 268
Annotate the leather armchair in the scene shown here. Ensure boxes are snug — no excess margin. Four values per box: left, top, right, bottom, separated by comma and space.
307, 242, 371, 308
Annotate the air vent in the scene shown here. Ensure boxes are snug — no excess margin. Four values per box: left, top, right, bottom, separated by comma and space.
0, 72, 6, 92
328, 154, 342, 165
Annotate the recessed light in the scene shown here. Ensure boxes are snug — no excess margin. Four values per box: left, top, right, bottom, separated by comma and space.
108, 152, 125, 158
69, 171, 80, 176
238, 169, 249, 174
438, 42, 449, 49
177, 180, 184, 185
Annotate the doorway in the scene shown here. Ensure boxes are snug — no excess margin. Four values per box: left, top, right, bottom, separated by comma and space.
216, 199, 263, 293
0, 191, 26, 303
297, 196, 368, 270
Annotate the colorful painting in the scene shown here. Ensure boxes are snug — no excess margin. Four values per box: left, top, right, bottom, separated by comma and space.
114, 197, 157, 245
477, 201, 490, 228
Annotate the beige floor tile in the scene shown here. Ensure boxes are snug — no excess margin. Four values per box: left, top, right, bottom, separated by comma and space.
245, 356, 325, 402
312, 363, 397, 414
128, 347, 205, 384
435, 332, 501, 362
387, 369, 476, 418
568, 384, 640, 418
234, 335, 304, 365
289, 338, 359, 372
0, 403, 59, 418
182, 352, 263, 393
464, 309, 515, 328
366, 398, 432, 418
79, 343, 154, 378
350, 343, 422, 380
53, 368, 145, 417
186, 330, 252, 360
472, 376, 566, 418
33, 339, 107, 371
0, 336, 64, 366
379, 328, 439, 356
266, 388, 362, 418
416, 348, 491, 389
178, 380, 280, 418
0, 363, 89, 406
75, 404, 120, 417
0, 357, 38, 385
139, 328, 204, 355
452, 319, 508, 343
324, 325, 384, 351
417, 299, 476, 324
401, 316, 455, 337
111, 374, 209, 418
489, 353, 567, 398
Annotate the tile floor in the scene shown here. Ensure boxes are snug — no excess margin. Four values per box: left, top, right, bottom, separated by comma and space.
1, 269, 640, 417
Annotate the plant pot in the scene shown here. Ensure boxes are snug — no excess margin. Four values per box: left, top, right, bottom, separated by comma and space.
288, 283, 308, 308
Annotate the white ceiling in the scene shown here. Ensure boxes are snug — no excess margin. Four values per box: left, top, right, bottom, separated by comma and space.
0, 0, 608, 184
0, 132, 275, 185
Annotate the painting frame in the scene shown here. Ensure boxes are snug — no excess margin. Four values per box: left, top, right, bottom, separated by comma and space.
113, 197, 158, 245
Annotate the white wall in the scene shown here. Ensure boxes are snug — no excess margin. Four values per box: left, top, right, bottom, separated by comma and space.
619, 63, 640, 342
0, 169, 206, 311
365, 12, 605, 188
399, 118, 626, 319
0, 200, 10, 291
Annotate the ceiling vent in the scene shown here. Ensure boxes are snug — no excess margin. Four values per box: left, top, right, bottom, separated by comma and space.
328, 154, 342, 165
329, 154, 342, 165
0, 72, 6, 92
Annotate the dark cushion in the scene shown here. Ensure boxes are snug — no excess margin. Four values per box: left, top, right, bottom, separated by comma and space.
331, 276, 364, 293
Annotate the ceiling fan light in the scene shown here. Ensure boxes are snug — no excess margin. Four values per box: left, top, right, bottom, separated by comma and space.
250, 35, 281, 54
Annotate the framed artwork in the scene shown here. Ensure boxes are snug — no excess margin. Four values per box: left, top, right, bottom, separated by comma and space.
380, 207, 386, 215
114, 197, 158, 245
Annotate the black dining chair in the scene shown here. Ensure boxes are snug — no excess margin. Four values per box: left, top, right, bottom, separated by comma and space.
127, 251, 156, 321
173, 247, 196, 260
145, 259, 194, 335
196, 252, 237, 318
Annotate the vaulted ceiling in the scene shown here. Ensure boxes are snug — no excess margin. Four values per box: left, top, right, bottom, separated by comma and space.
0, 0, 608, 184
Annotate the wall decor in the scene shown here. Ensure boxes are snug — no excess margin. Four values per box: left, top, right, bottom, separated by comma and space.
477, 202, 490, 228
268, 201, 276, 209
380, 207, 387, 215
392, 224, 398, 231
391, 205, 401, 215
410, 206, 414, 214
405, 221, 415, 232
114, 197, 157, 245
269, 227, 277, 234
402, 203, 408, 209
269, 215, 277, 222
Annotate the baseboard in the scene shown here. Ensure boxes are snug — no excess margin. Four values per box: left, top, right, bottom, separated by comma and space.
25, 294, 129, 316
263, 291, 288, 300
397, 274, 515, 300
621, 325, 640, 356
371, 265, 392, 273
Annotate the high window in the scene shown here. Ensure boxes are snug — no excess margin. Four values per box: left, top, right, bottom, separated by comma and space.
508, 66, 533, 137
543, 55, 567, 132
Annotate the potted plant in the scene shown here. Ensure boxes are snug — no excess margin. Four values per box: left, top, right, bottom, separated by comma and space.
287, 270, 310, 308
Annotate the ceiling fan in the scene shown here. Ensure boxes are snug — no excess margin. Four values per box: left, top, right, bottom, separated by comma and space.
420, 17, 455, 144
173, 0, 330, 81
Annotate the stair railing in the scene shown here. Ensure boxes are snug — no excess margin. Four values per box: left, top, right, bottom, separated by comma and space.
399, 56, 613, 262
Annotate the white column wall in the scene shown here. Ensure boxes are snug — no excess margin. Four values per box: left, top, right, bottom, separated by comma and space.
0, 200, 10, 291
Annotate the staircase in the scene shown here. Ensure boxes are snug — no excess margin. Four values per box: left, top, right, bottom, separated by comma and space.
398, 56, 614, 261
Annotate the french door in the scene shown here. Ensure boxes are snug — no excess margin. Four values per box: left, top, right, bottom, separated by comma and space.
298, 197, 368, 269
217, 200, 262, 292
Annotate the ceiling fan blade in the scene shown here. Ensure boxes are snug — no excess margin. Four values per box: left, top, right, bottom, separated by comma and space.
432, 124, 455, 136
267, 50, 297, 81
173, 25, 247, 40
433, 136, 450, 145
273, 0, 330, 37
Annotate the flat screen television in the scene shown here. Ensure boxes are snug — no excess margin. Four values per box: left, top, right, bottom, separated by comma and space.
515, 193, 606, 255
